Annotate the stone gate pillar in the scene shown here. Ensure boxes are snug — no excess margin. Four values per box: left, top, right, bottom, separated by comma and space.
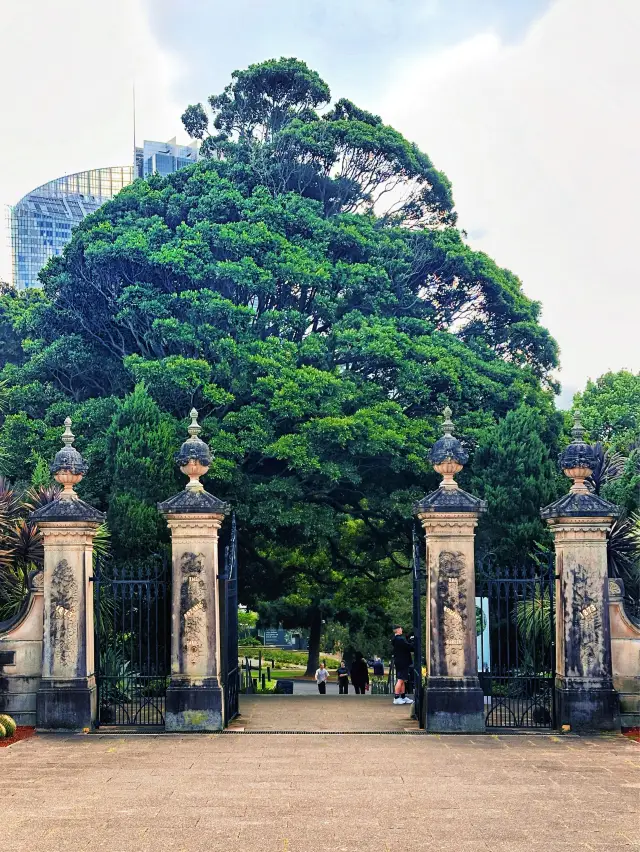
414, 407, 487, 732
31, 418, 105, 729
541, 412, 621, 732
158, 409, 229, 732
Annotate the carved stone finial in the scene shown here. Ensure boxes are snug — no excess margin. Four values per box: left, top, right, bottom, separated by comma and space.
442, 406, 454, 437
61, 417, 75, 447
571, 410, 585, 442
428, 405, 469, 489
187, 408, 202, 439
50, 417, 89, 500
175, 409, 212, 492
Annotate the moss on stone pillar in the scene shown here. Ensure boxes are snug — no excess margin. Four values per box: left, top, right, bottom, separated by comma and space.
541, 412, 621, 732
158, 409, 230, 732
414, 407, 486, 733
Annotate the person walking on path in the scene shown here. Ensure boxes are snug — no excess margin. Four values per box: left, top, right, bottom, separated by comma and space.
337, 660, 350, 694
315, 661, 329, 694
350, 651, 370, 695
391, 626, 414, 705
372, 656, 384, 677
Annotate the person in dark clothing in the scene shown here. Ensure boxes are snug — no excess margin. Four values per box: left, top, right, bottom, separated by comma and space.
350, 651, 370, 694
372, 656, 384, 677
391, 625, 414, 705
337, 660, 349, 694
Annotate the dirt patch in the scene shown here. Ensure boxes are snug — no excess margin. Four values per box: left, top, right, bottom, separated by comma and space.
0, 726, 36, 748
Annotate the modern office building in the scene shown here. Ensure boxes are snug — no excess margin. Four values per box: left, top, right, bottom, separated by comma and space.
10, 138, 200, 290
10, 166, 133, 290
135, 138, 199, 180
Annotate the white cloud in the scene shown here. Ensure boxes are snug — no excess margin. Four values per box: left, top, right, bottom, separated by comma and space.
0, 0, 186, 281
376, 0, 640, 406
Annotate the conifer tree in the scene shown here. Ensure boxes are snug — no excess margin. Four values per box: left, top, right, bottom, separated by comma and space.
471, 405, 563, 566
105, 384, 180, 560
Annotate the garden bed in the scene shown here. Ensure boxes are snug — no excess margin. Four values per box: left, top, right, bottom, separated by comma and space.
0, 726, 36, 747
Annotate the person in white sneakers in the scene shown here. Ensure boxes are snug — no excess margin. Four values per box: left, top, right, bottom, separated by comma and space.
391, 625, 414, 704
315, 661, 329, 694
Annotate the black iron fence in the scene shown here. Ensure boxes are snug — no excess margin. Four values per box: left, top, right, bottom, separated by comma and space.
219, 514, 239, 724
94, 558, 170, 727
475, 558, 555, 729
412, 527, 426, 727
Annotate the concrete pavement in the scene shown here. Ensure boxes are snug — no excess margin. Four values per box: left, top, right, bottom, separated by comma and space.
235, 694, 418, 731
2, 700, 638, 852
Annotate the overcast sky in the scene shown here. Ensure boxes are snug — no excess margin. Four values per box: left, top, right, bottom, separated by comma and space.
1, 0, 638, 406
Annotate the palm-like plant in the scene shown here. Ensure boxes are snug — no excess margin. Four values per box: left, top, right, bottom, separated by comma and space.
0, 477, 112, 621
513, 589, 553, 657
588, 443, 627, 494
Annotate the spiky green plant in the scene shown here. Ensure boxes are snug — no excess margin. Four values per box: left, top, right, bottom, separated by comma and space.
0, 714, 17, 736
0, 480, 113, 622
513, 588, 553, 671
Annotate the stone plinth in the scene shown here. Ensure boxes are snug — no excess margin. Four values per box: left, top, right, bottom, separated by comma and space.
31, 501, 104, 730
541, 412, 620, 732
416, 502, 486, 732
415, 407, 487, 733
544, 514, 621, 731
159, 490, 229, 732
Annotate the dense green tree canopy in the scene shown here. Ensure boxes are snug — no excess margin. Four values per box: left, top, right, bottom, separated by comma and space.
572, 370, 640, 454
470, 404, 563, 566
571, 370, 640, 612
0, 58, 559, 623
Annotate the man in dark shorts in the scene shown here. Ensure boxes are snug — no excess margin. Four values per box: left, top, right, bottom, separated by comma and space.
391, 625, 414, 705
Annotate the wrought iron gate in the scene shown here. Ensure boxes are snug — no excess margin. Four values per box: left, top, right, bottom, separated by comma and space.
94, 559, 170, 727
411, 527, 426, 728
219, 514, 239, 725
476, 558, 555, 729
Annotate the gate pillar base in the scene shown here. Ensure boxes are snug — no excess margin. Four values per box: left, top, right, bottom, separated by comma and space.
555, 677, 620, 732
36, 676, 97, 730
425, 676, 485, 733
165, 677, 223, 732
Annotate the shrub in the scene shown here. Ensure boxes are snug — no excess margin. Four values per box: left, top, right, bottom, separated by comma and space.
0, 722, 6, 739
240, 636, 264, 647
0, 714, 16, 737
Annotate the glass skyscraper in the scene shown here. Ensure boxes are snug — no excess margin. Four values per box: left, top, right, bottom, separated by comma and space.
136, 138, 199, 180
10, 139, 200, 290
10, 166, 133, 290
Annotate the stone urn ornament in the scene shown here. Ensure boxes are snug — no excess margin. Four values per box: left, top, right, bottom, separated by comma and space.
560, 410, 597, 493
50, 417, 89, 500
175, 408, 212, 492
428, 406, 469, 489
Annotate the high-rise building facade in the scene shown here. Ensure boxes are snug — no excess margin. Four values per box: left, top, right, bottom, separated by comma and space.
11, 139, 200, 290
10, 166, 133, 290
135, 138, 199, 180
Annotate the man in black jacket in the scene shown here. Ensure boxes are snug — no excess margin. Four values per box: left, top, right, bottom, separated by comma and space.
391, 625, 414, 705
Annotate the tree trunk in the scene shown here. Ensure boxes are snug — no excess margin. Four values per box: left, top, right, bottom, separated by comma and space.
304, 609, 322, 676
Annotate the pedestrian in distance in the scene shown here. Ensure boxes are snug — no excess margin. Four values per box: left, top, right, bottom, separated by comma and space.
391, 625, 414, 705
315, 661, 329, 694
372, 655, 384, 677
337, 659, 350, 694
350, 651, 370, 694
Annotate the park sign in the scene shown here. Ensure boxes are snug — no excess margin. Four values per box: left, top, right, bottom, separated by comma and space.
263, 629, 285, 646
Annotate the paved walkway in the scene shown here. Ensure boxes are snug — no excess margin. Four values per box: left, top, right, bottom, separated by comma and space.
2, 726, 638, 852
235, 694, 419, 731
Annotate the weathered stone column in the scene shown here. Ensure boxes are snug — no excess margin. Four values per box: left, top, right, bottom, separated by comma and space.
158, 410, 229, 732
414, 407, 487, 733
541, 412, 620, 732
31, 418, 105, 729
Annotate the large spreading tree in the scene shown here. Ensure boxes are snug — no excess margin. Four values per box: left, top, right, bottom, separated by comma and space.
0, 58, 560, 662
